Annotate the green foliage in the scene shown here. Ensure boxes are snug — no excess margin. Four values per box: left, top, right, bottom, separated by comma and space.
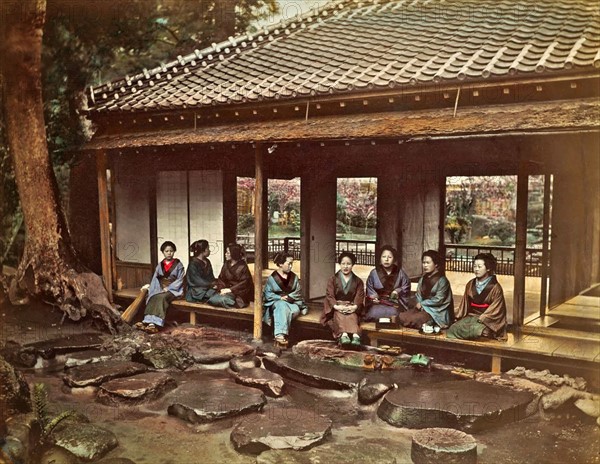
238, 213, 255, 233
488, 220, 516, 245
32, 383, 76, 443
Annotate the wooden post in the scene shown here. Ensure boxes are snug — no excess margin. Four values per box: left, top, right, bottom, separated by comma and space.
261, 176, 269, 268
513, 162, 528, 330
253, 145, 265, 340
539, 172, 551, 317
96, 151, 113, 302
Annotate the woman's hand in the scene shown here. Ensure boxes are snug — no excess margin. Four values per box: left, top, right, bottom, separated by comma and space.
220, 288, 232, 295
415, 302, 422, 310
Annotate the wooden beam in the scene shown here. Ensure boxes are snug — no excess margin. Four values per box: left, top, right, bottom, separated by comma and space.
261, 175, 269, 268
96, 150, 113, 302
253, 145, 265, 340
513, 162, 528, 330
539, 171, 552, 316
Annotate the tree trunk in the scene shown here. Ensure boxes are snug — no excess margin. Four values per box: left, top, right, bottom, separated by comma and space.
0, 0, 120, 332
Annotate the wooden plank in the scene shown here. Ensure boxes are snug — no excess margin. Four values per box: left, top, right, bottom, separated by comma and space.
550, 303, 600, 320
96, 151, 113, 301
562, 295, 600, 308
510, 334, 567, 356
551, 338, 600, 361
253, 145, 265, 340
491, 354, 502, 374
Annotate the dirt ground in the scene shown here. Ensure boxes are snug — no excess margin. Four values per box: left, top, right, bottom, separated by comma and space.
1, 300, 599, 464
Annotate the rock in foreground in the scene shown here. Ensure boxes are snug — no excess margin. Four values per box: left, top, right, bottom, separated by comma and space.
166, 379, 266, 423
97, 372, 177, 405
411, 428, 477, 464
230, 367, 285, 397
63, 360, 148, 388
231, 408, 332, 454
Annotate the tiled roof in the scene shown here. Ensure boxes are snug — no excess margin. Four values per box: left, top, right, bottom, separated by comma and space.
88, 0, 600, 113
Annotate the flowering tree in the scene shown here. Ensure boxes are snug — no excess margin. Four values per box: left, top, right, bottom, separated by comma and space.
337, 178, 377, 234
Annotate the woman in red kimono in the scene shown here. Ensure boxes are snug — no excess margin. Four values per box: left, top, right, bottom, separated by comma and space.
321, 252, 365, 347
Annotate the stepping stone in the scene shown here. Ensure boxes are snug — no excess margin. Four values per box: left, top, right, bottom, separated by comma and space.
378, 379, 534, 432
39, 446, 80, 464
292, 340, 405, 369
187, 340, 254, 364
95, 459, 138, 464
64, 350, 112, 368
166, 379, 266, 423
63, 360, 148, 388
97, 372, 177, 406
358, 378, 396, 404
52, 422, 117, 461
230, 354, 262, 372
412, 428, 477, 464
133, 346, 193, 370
230, 408, 331, 454
25, 333, 105, 359
230, 367, 285, 397
263, 354, 366, 389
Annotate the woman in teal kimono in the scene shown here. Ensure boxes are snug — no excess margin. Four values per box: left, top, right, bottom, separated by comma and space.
186, 239, 217, 303
397, 250, 454, 330
207, 243, 254, 308
263, 252, 307, 347
136, 241, 185, 333
447, 253, 507, 340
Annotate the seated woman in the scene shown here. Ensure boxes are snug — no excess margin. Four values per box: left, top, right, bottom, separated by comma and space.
447, 252, 507, 340
207, 243, 254, 308
186, 239, 217, 303
364, 245, 410, 321
321, 252, 365, 347
136, 241, 185, 333
263, 252, 307, 348
397, 250, 454, 330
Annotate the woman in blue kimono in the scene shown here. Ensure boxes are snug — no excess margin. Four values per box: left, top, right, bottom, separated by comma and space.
207, 243, 254, 308
397, 250, 454, 330
364, 245, 410, 321
263, 252, 307, 347
186, 239, 217, 303
136, 241, 185, 333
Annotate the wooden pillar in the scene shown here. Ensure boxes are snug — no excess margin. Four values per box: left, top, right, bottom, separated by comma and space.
96, 150, 113, 302
253, 145, 265, 340
513, 162, 528, 329
261, 176, 269, 268
539, 171, 551, 317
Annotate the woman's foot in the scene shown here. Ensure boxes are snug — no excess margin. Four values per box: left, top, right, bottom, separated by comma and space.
351, 334, 361, 347
134, 322, 146, 330
274, 334, 288, 348
339, 333, 351, 346
144, 323, 159, 334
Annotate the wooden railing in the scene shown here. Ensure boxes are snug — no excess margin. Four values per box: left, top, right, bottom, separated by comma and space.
444, 244, 544, 277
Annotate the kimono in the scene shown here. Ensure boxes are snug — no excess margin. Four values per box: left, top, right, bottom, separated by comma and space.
263, 270, 307, 336
447, 275, 507, 340
207, 260, 254, 308
186, 257, 217, 303
143, 258, 185, 327
321, 271, 365, 339
364, 265, 410, 321
397, 271, 454, 329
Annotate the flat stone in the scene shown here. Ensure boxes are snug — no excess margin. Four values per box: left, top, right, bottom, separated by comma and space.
63, 360, 148, 388
97, 372, 177, 406
166, 379, 266, 423
187, 340, 254, 364
64, 350, 112, 368
231, 408, 332, 454
133, 346, 193, 370
25, 333, 104, 359
378, 379, 534, 432
39, 446, 81, 464
52, 422, 118, 461
95, 459, 138, 464
412, 428, 477, 464
292, 340, 405, 369
358, 377, 396, 404
257, 437, 402, 464
230, 368, 285, 397
229, 354, 262, 372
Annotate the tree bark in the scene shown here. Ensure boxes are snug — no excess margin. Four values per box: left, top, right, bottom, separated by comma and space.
0, 0, 120, 332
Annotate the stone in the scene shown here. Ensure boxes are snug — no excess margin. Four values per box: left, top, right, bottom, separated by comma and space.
229, 368, 285, 397
229, 354, 261, 372
378, 379, 534, 432
25, 333, 105, 360
0, 356, 31, 430
64, 350, 112, 368
166, 379, 266, 423
3, 412, 36, 463
411, 428, 477, 464
541, 386, 590, 411
358, 378, 396, 405
95, 459, 138, 464
263, 354, 366, 389
574, 396, 600, 419
187, 340, 254, 364
292, 340, 406, 369
39, 446, 81, 464
97, 372, 177, 406
230, 408, 332, 454
52, 422, 118, 461
133, 346, 193, 370
63, 360, 148, 388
